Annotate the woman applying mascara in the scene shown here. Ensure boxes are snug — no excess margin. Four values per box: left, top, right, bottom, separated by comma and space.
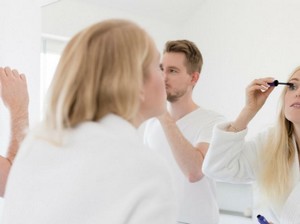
203, 66, 300, 224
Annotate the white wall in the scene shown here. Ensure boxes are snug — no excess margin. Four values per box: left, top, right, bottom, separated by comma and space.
0, 0, 41, 214
42, 0, 179, 52
0, 0, 41, 122
183, 0, 300, 137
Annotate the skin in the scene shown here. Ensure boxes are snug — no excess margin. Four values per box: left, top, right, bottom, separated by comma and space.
0, 67, 29, 196
158, 52, 207, 183
228, 76, 275, 133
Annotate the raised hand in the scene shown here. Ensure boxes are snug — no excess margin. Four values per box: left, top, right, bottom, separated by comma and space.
244, 77, 275, 113
0, 67, 29, 113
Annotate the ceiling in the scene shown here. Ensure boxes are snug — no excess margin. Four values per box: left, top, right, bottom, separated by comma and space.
85, 0, 205, 24
40, 0, 60, 7
41, 0, 205, 25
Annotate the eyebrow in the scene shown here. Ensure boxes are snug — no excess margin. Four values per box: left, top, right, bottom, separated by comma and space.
166, 66, 179, 70
289, 78, 300, 82
160, 64, 180, 70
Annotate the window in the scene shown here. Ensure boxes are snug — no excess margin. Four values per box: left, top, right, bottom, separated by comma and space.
40, 35, 68, 116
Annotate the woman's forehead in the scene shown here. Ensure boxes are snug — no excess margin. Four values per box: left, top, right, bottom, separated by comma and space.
289, 69, 300, 80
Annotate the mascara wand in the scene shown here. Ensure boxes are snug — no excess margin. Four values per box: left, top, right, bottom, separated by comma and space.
268, 80, 293, 87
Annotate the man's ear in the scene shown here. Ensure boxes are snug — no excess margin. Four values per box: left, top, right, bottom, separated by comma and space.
191, 72, 200, 85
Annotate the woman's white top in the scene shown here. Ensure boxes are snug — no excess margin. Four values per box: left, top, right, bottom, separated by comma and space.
203, 122, 300, 224
2, 114, 177, 224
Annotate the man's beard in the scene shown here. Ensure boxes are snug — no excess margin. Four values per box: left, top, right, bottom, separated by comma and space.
166, 89, 186, 103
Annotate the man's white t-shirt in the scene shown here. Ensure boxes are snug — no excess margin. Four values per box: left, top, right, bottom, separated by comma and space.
144, 108, 225, 224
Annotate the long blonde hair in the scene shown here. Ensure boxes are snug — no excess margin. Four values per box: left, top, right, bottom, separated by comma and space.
43, 19, 155, 133
258, 66, 300, 204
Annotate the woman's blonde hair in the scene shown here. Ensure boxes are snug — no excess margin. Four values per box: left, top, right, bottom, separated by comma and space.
44, 19, 155, 132
258, 66, 300, 204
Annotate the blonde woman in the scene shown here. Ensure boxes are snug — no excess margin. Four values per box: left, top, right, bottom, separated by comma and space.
2, 19, 177, 224
203, 66, 300, 224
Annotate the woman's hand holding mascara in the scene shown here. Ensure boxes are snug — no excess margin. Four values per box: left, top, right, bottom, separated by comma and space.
245, 77, 275, 113
228, 77, 275, 133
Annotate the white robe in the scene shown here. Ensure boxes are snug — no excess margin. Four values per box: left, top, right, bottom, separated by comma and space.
203, 122, 300, 224
2, 114, 177, 224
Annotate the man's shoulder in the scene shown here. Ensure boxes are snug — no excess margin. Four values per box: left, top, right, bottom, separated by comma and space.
189, 107, 225, 121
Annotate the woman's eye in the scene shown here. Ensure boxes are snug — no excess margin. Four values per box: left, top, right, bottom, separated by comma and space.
288, 83, 297, 91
